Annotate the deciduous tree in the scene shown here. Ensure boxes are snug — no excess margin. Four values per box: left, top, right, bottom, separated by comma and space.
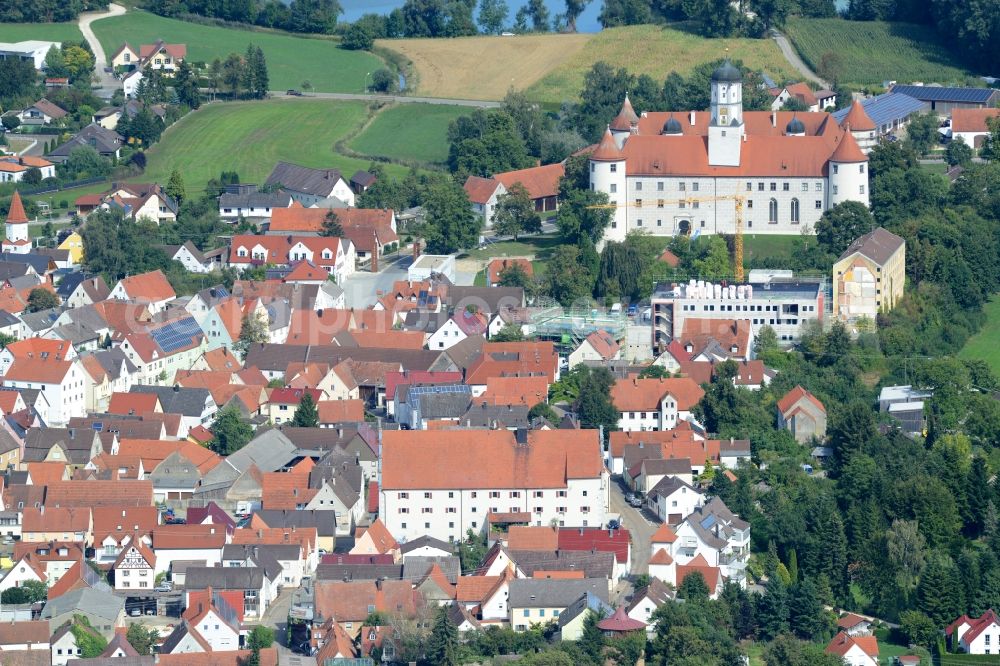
210, 405, 253, 455
491, 183, 539, 240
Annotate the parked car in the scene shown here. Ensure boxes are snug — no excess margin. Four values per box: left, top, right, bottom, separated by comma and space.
607, 519, 621, 530
155, 582, 172, 592
287, 89, 302, 96
629, 496, 644, 508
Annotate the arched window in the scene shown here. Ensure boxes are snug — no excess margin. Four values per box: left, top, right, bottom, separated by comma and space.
768, 198, 778, 223
791, 198, 800, 223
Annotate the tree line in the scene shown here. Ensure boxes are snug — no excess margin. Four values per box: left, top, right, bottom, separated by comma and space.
0, 0, 106, 22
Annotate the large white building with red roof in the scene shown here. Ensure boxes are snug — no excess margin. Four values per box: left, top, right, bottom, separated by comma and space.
590, 62, 871, 244
948, 610, 1000, 655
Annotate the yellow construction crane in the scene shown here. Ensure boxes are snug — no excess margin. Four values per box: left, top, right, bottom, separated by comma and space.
590, 194, 747, 282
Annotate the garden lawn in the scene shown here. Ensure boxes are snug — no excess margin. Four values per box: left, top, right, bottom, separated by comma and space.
90, 11, 383, 93
523, 25, 795, 104
460, 234, 564, 261
349, 104, 470, 165
743, 234, 813, 263
785, 19, 974, 86
0, 22, 82, 43
960, 298, 1000, 375
138, 99, 412, 195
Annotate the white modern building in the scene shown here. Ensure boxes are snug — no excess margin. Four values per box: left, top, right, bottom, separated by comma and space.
589, 63, 870, 245
0, 41, 60, 69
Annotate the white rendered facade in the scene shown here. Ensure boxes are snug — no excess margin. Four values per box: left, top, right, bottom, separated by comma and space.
381, 476, 609, 544
592, 65, 870, 246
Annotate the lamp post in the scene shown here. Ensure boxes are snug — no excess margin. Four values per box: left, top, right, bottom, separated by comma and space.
364, 72, 370, 94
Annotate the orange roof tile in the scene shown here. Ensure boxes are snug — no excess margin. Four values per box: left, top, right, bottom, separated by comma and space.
261, 472, 318, 510
26, 461, 69, 485
487, 258, 533, 285
117, 270, 176, 303
610, 95, 640, 131
317, 399, 365, 423
44, 480, 153, 508
826, 631, 879, 659
354, 518, 398, 554
158, 649, 278, 666
652, 523, 678, 544
507, 526, 558, 551
474, 375, 548, 408
649, 548, 673, 565
267, 207, 394, 235
197, 347, 243, 372
611, 376, 704, 412
381, 429, 603, 490
232, 526, 316, 551
676, 553, 721, 592
591, 127, 625, 161
777, 385, 825, 415
952, 107, 1000, 133
841, 100, 876, 132
92, 506, 159, 544
152, 524, 227, 549
108, 392, 160, 416
463, 176, 503, 205
493, 163, 564, 201
456, 575, 503, 602
583, 329, 620, 360
6, 191, 27, 224
21, 506, 90, 534
830, 128, 866, 163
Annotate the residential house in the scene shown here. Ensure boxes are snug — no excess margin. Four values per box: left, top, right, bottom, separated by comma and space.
266, 206, 397, 265
672, 497, 750, 587
776, 385, 827, 443
463, 176, 506, 226
833, 227, 905, 330
52, 618, 104, 666
131, 384, 216, 433
265, 387, 321, 425
183, 566, 272, 619
265, 162, 356, 207
21, 507, 92, 545
63, 275, 110, 308
611, 376, 704, 432
380, 429, 608, 542
509, 578, 609, 631
951, 108, 1000, 149
0, 620, 50, 653
426, 310, 489, 351
253, 510, 338, 553
568, 329, 621, 369
119, 318, 207, 388
825, 631, 880, 666
493, 163, 564, 216
228, 234, 356, 284
889, 84, 1000, 114
112, 535, 156, 592
112, 41, 186, 73
218, 185, 293, 222
626, 578, 673, 634
313, 578, 417, 637
0, 338, 87, 425
159, 241, 226, 274
485, 257, 532, 287
558, 591, 613, 641
768, 82, 836, 111
41, 587, 125, 638
21, 427, 102, 469
837, 613, 873, 637
108, 270, 176, 314
646, 476, 704, 525
17, 99, 67, 126
0, 155, 56, 183
948, 610, 1000, 655
46, 124, 124, 163
91, 506, 159, 565
150, 524, 226, 575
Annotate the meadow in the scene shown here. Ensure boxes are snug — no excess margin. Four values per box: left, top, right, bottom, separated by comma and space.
785, 18, 973, 87
90, 11, 383, 93
0, 22, 83, 43
349, 103, 470, 165
960, 298, 1000, 375
138, 99, 413, 194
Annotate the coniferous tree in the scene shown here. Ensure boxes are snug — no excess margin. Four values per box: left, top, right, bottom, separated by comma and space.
580, 610, 605, 663
789, 578, 828, 640
320, 210, 343, 237
755, 576, 789, 640
967, 457, 992, 537
917, 553, 964, 626
253, 46, 269, 99
291, 392, 319, 427
425, 605, 459, 666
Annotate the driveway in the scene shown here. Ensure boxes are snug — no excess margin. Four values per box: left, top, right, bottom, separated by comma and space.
79, 2, 126, 99
771, 29, 828, 88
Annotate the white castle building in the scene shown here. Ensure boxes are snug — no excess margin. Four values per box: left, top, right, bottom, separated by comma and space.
590, 61, 871, 244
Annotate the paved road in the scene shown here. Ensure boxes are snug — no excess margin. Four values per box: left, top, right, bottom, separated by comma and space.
272, 91, 502, 108
611, 479, 656, 576
770, 29, 828, 88
79, 2, 126, 99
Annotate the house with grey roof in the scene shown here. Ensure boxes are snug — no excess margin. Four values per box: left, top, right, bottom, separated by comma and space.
130, 385, 216, 432
46, 124, 124, 163
509, 579, 609, 631
395, 383, 471, 430
558, 591, 613, 641
253, 509, 338, 553
264, 161, 355, 207
508, 550, 616, 584
672, 497, 750, 588
399, 535, 454, 559
219, 185, 293, 222
183, 566, 270, 618
460, 402, 530, 430
194, 429, 298, 509
23, 427, 102, 467
646, 476, 704, 525
41, 588, 125, 638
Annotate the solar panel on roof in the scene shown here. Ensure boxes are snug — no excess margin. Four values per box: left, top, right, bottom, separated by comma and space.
700, 514, 717, 530
151, 317, 201, 353
92, 422, 103, 431
891, 85, 995, 104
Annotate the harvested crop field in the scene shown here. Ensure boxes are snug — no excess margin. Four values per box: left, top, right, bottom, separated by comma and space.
379, 33, 591, 101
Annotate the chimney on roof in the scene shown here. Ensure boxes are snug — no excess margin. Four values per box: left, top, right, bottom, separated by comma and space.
771, 111, 776, 128
689, 111, 695, 126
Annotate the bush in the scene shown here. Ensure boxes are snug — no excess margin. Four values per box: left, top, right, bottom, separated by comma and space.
2, 116, 20, 131
342, 23, 375, 51
59, 200, 68, 209
370, 69, 396, 93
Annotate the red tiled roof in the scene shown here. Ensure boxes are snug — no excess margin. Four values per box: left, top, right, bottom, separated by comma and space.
25, 461, 68, 485
825, 631, 879, 659
651, 523, 677, 544
830, 128, 866, 163
837, 612, 870, 629
785, 82, 818, 107
841, 100, 876, 132
958, 610, 1000, 646
597, 606, 645, 632
583, 329, 620, 360
678, 318, 752, 359
108, 392, 160, 416
507, 526, 558, 551
777, 385, 825, 415
21, 506, 90, 534
117, 438, 221, 476
474, 375, 548, 408
314, 579, 417, 624
6, 191, 27, 224
658, 249, 680, 267
649, 548, 673, 565
493, 163, 564, 201
158, 649, 277, 666
466, 341, 558, 385
261, 472, 318, 510
463, 176, 502, 205
611, 376, 704, 412
44, 480, 153, 508
591, 127, 625, 162
152, 523, 226, 549
354, 518, 398, 554
139, 43, 186, 59
952, 108, 1000, 133
367, 480, 378, 514
92, 506, 159, 544
268, 207, 394, 235
557, 527, 630, 563
268, 386, 322, 405
676, 553, 720, 592
381, 429, 603, 490
117, 270, 175, 302
317, 399, 365, 424
610, 95, 640, 131
487, 258, 533, 285
232, 526, 316, 551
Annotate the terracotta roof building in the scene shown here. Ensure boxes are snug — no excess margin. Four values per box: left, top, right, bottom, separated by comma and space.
591, 66, 870, 248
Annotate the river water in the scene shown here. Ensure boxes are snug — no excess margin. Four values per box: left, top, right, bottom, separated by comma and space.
339, 0, 605, 34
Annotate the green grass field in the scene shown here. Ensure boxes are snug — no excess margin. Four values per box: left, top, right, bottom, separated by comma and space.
90, 11, 383, 93
349, 104, 470, 165
139, 99, 412, 194
461, 234, 564, 261
960, 298, 1000, 375
785, 19, 974, 86
0, 22, 82, 43
743, 234, 814, 262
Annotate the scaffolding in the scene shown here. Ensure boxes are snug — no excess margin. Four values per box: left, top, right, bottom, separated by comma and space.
528, 300, 629, 350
